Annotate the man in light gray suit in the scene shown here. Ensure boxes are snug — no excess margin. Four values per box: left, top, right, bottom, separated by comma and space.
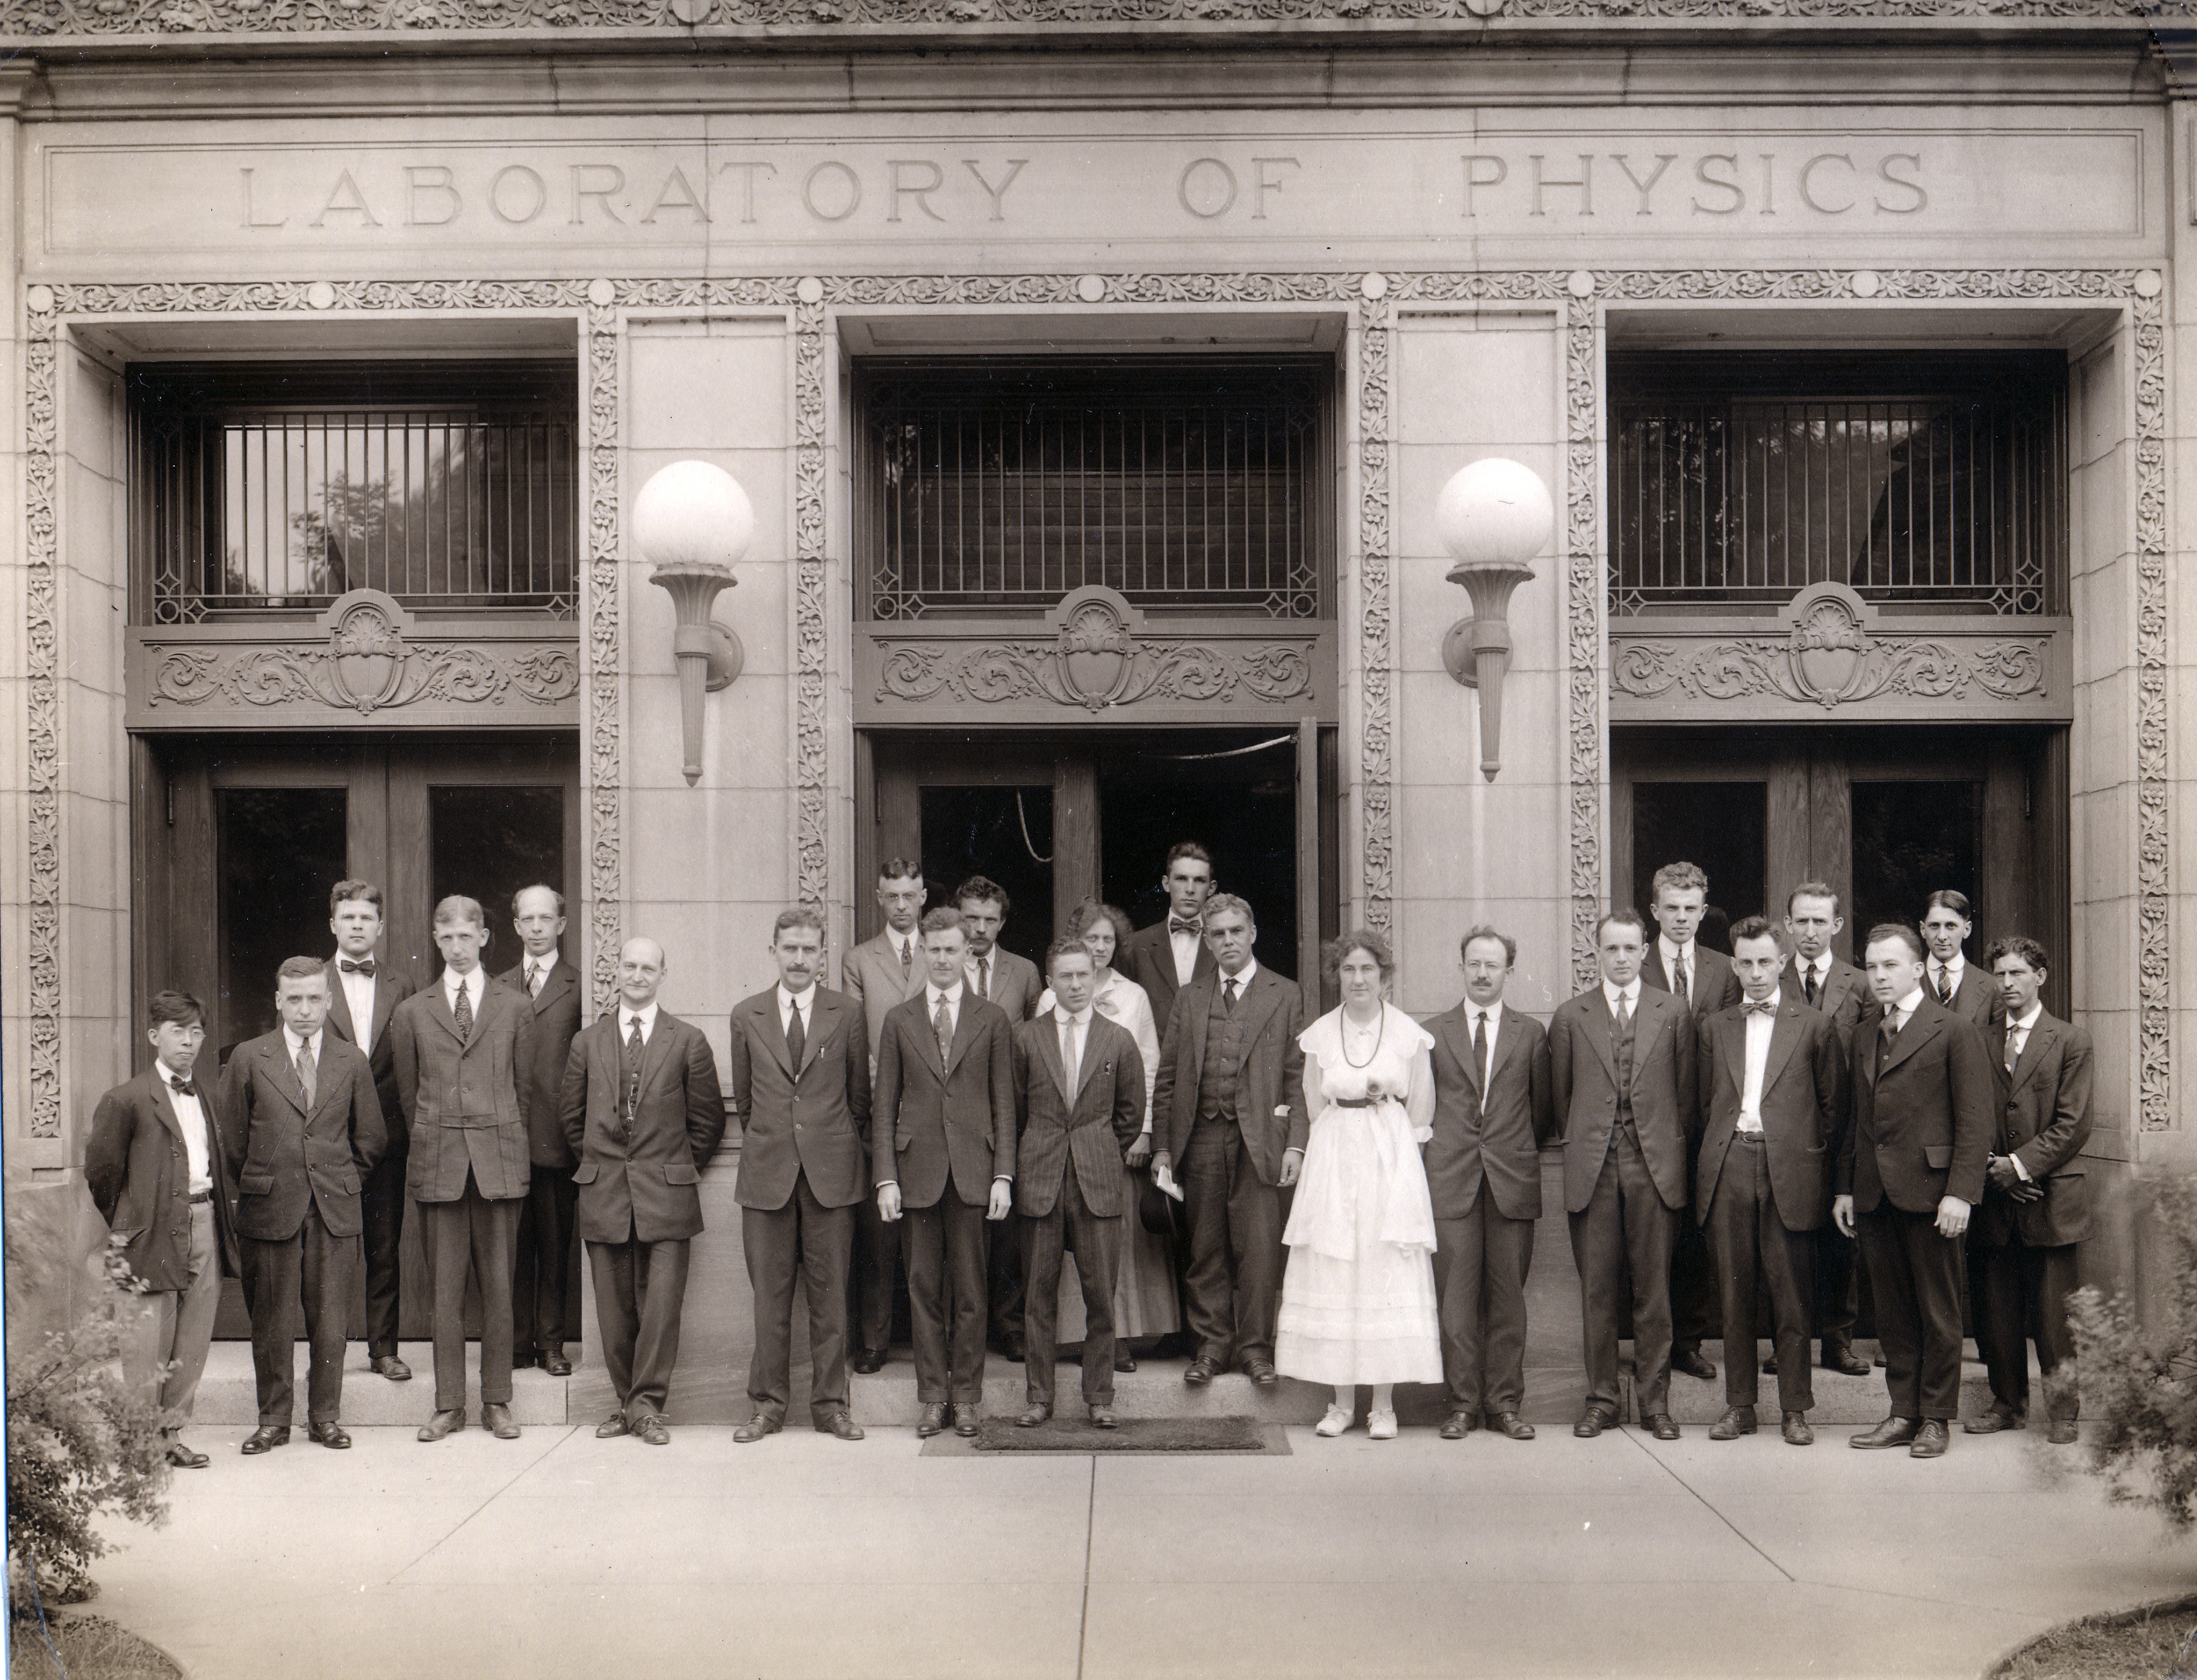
842, 858, 929, 1373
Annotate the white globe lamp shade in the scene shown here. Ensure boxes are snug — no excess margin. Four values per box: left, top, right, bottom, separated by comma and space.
1435, 457, 1554, 571
633, 460, 755, 571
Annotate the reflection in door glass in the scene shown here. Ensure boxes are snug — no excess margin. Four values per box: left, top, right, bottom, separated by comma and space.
430, 787, 565, 976
918, 787, 1053, 970
1850, 782, 1979, 967
217, 788, 348, 1060
1630, 782, 1767, 954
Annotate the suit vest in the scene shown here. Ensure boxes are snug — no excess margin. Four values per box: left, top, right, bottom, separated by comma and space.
1610, 997, 1636, 1124
1194, 985, 1247, 1128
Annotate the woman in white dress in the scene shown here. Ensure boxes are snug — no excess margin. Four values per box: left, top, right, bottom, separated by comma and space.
1035, 901, 1180, 1366
1276, 928, 1442, 1439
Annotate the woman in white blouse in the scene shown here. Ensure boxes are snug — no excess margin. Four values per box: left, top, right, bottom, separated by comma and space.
1036, 901, 1179, 1365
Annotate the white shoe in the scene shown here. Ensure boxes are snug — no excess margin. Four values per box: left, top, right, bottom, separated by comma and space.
1368, 1410, 1398, 1440
1315, 1404, 1353, 1437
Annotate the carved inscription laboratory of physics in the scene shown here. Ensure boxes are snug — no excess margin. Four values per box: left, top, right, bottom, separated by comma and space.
234, 147, 1943, 232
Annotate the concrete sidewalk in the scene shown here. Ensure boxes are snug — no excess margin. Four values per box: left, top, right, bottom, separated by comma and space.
82, 1419, 2197, 1680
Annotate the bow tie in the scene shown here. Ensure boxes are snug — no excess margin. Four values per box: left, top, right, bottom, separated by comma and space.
1169, 918, 1202, 937
1742, 999, 1777, 1017
166, 1077, 198, 1099
339, 958, 375, 976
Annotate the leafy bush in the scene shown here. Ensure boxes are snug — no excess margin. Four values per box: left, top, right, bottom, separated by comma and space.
2061, 1169, 2197, 1534
6, 1232, 171, 1613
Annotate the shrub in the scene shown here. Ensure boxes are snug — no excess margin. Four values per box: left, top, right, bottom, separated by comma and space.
6, 1232, 171, 1613
2061, 1169, 2197, 1535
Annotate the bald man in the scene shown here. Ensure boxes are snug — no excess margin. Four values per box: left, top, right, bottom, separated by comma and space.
559, 938, 726, 1444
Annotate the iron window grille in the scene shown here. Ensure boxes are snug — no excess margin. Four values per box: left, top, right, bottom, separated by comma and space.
1610, 353, 2066, 618
856, 358, 1330, 621
131, 362, 579, 623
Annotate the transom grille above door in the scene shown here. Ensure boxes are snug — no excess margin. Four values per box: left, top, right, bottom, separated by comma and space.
857, 359, 1330, 621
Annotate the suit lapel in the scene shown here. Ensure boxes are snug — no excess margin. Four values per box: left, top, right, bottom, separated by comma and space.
1234, 969, 1286, 1041
754, 995, 795, 1079
2008, 1015, 2053, 1088
1444, 1012, 1484, 1098
1035, 1014, 1070, 1102
1880, 1007, 1941, 1078
1581, 994, 1620, 1088
427, 978, 469, 1046
266, 1038, 311, 1116
323, 965, 360, 1044
944, 994, 981, 1075
798, 994, 838, 1077
639, 1010, 679, 1090
1761, 1006, 1804, 1090
1073, 1019, 1106, 1102
534, 963, 576, 1019
147, 1071, 189, 1146
1717, 1008, 1747, 1093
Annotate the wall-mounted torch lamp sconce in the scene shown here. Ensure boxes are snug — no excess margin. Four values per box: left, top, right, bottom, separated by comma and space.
635, 460, 752, 787
1437, 457, 1554, 782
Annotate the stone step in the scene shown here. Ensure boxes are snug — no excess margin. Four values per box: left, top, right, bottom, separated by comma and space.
193, 1337, 2024, 1430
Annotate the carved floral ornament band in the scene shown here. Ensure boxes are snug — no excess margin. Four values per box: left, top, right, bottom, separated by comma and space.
15, 265, 2169, 1145
0, 0, 2164, 35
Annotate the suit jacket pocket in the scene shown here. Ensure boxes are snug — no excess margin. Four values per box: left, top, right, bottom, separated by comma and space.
240, 1172, 276, 1196
571, 1161, 599, 1184
1923, 1144, 1952, 1171
663, 1162, 700, 1184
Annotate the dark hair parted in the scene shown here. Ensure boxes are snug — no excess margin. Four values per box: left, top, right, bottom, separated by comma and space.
1044, 936, 1096, 975
877, 857, 923, 885
1164, 842, 1214, 874
1726, 915, 1780, 950
276, 955, 326, 986
329, 879, 384, 916
1924, 889, 1974, 921
147, 990, 204, 1030
1594, 907, 1648, 943
1865, 923, 1927, 963
1069, 901, 1135, 947
955, 875, 1010, 917
772, 905, 826, 941
1786, 880, 1841, 918
1322, 928, 1395, 985
1985, 934, 2050, 976
918, 907, 965, 938
1460, 925, 1516, 967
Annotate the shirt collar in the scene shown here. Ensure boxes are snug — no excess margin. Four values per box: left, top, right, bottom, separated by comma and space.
1468, 999, 1505, 1026
1055, 1005, 1091, 1028
1602, 978, 1641, 1008
525, 950, 559, 976
778, 983, 815, 1013
444, 967, 480, 1000
927, 980, 965, 1008
284, 1026, 323, 1056
621, 1000, 660, 1031
1659, 935, 1693, 967
1220, 958, 1259, 988
1893, 986, 1927, 1019
2012, 1002, 2044, 1032
1747, 990, 1783, 1015
160, 1062, 196, 1092
1934, 953, 1965, 978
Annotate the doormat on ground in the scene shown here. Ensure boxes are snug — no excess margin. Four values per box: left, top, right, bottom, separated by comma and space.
919, 1415, 1288, 1455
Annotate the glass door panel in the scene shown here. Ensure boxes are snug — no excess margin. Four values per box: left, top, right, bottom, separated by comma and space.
428, 784, 567, 959
916, 784, 1055, 972
1626, 780, 1768, 954
214, 786, 348, 1059
1849, 780, 1982, 968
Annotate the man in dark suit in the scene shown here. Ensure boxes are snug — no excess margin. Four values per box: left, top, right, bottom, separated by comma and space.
1118, 841, 1219, 1029
956, 875, 1041, 1362
1695, 919, 1843, 1447
728, 908, 871, 1444
1012, 938, 1146, 1430
1967, 936, 2093, 1445
1424, 926, 1554, 1441
1834, 922, 1995, 1458
1548, 908, 1697, 1440
1149, 892, 1307, 1389
1780, 882, 1873, 1379
561, 937, 726, 1444
388, 895, 536, 1443
499, 883, 585, 1378
219, 958, 386, 1454
1921, 889, 2003, 1032
85, 990, 243, 1469
874, 907, 1016, 1439
1641, 860, 1740, 1387
842, 858, 929, 1374
324, 879, 415, 1383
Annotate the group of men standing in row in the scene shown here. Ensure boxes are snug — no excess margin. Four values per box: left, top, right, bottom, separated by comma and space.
84, 848, 2091, 1460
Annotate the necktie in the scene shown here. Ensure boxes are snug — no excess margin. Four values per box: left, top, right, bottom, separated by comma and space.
1803, 965, 1820, 1008
452, 980, 473, 1038
624, 1017, 645, 1124
1615, 993, 1632, 1033
1170, 918, 1201, 938
525, 961, 543, 997
933, 995, 954, 1066
974, 957, 989, 1001
786, 998, 807, 1068
2004, 1025, 2020, 1074
294, 1039, 317, 1106
1221, 976, 1238, 1014
339, 957, 376, 976
1934, 965, 1953, 1005
1742, 998, 1776, 1017
1061, 1017, 1080, 1094
1673, 954, 1690, 1011
1471, 1010, 1489, 1086
899, 938, 913, 977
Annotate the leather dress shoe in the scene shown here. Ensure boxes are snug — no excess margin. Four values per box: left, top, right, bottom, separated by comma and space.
1781, 1412, 1815, 1446
1963, 1407, 2024, 1435
1243, 1359, 1279, 1388
418, 1409, 465, 1442
1487, 1411, 1536, 1441
513, 1346, 537, 1372
1849, 1415, 1919, 1450
815, 1412, 865, 1442
482, 1403, 520, 1440
852, 1349, 886, 1375
1089, 1406, 1117, 1430
734, 1414, 784, 1444
241, 1426, 290, 1455
916, 1403, 949, 1438
1824, 1345, 1873, 1377
371, 1355, 412, 1382
1016, 1403, 1052, 1428
1183, 1357, 1220, 1387
1114, 1353, 1137, 1373
596, 1413, 631, 1439
1874, 1349, 1887, 1367
542, 1347, 573, 1378
165, 1440, 209, 1469
306, 1421, 350, 1450
1645, 1412, 1681, 1441
1440, 1411, 1476, 1440
951, 1403, 981, 1438
1761, 1355, 1778, 1374
999, 1339, 1026, 1364
1909, 1418, 1950, 1458
1573, 1405, 1619, 1439
1708, 1406, 1757, 1441
634, 1416, 671, 1447
2047, 1417, 2080, 1445
1672, 1348, 1719, 1382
